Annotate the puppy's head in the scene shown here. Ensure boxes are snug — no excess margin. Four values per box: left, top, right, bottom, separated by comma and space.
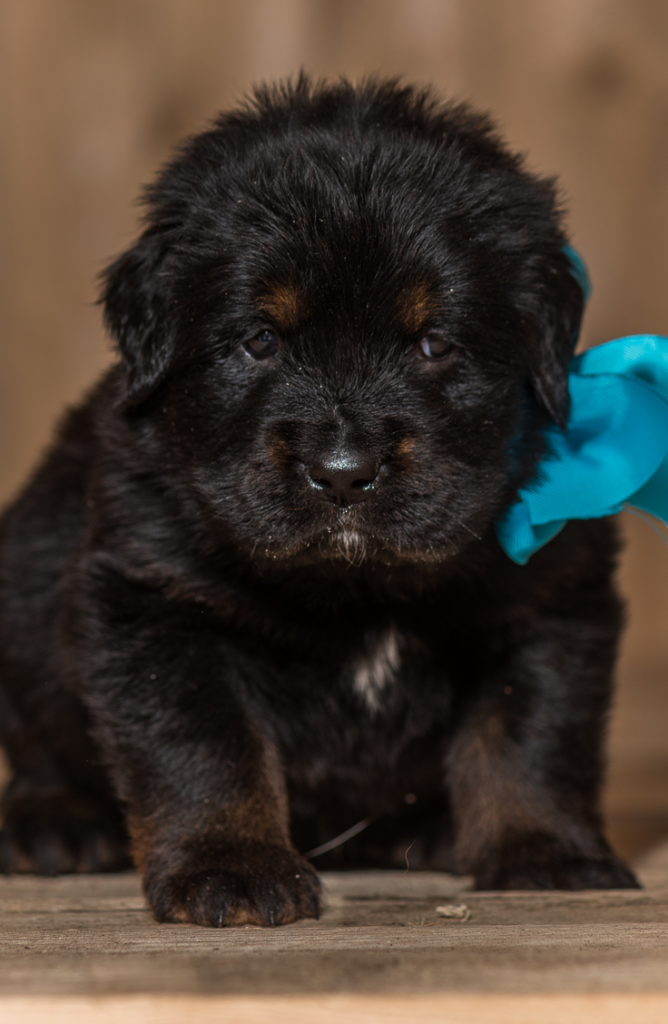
102, 78, 583, 568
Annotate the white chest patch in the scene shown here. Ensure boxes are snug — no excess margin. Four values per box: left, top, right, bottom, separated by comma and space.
351, 628, 402, 712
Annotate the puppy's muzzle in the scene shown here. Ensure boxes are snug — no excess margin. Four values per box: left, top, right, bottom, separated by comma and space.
307, 450, 378, 506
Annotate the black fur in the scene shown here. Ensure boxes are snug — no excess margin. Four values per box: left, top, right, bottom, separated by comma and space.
0, 78, 638, 926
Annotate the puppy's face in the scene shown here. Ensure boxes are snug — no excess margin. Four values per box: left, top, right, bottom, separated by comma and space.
157, 213, 522, 567
103, 82, 583, 568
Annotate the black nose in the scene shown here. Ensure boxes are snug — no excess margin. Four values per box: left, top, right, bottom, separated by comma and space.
308, 452, 378, 506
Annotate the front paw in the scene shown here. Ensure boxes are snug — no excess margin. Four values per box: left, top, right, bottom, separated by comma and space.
475, 832, 640, 891
145, 843, 321, 927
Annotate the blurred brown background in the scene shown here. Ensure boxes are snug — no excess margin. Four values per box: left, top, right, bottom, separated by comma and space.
1, 0, 667, 858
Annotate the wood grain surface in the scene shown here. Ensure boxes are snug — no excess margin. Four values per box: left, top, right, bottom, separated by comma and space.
3, 994, 668, 1024
1, 847, 668, 1005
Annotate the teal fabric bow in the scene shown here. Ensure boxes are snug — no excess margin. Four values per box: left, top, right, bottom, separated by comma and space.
495, 252, 668, 564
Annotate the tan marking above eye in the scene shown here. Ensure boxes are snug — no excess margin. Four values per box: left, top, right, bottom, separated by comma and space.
399, 283, 438, 334
257, 283, 302, 330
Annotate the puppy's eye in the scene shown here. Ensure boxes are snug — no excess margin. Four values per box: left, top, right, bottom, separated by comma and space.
244, 330, 279, 360
418, 336, 454, 360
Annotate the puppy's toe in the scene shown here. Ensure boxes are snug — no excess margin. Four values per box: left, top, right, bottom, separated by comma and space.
146, 844, 321, 927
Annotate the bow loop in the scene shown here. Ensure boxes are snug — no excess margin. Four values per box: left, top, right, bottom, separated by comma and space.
497, 334, 668, 564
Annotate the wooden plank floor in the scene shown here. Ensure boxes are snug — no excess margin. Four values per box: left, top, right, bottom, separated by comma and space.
1, 845, 668, 1021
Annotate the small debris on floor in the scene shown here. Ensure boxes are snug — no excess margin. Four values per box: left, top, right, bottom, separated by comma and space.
435, 903, 471, 921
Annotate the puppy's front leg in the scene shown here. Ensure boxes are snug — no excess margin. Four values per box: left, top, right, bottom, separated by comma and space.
75, 575, 320, 927
446, 619, 639, 891
134, 735, 320, 928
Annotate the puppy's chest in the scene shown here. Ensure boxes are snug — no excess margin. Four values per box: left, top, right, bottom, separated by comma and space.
328, 622, 452, 724
345, 626, 404, 713
241, 608, 459, 751
276, 622, 453, 779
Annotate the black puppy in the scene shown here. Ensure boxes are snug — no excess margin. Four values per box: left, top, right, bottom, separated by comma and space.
0, 78, 638, 927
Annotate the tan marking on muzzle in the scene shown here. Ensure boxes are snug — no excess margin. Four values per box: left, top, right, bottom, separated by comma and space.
268, 436, 291, 470
396, 436, 416, 471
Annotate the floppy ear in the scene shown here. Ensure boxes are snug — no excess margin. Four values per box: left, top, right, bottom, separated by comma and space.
100, 229, 176, 405
529, 255, 585, 429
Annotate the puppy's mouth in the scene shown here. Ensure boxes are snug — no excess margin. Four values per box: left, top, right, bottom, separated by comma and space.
320, 525, 370, 566
253, 512, 455, 568
252, 518, 375, 567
